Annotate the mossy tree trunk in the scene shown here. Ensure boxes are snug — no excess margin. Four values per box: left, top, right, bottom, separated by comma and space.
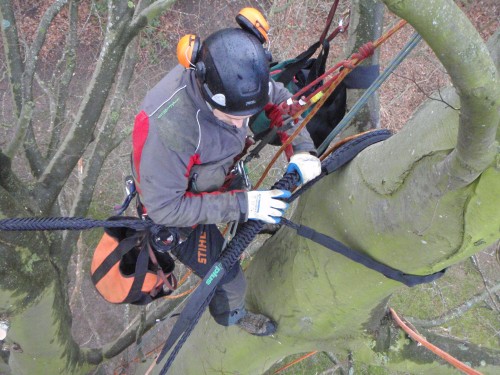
156, 0, 500, 373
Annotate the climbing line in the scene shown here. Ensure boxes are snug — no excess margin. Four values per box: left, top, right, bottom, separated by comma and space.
389, 308, 484, 375
254, 19, 408, 189
0, 216, 154, 231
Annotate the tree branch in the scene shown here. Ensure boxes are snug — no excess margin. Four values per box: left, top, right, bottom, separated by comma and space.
0, 0, 24, 116
5, 0, 69, 158
23, 124, 46, 178
383, 0, 500, 191
1, 144, 45, 220
35, 9, 138, 212
48, 0, 79, 160
60, 38, 139, 261
129, 0, 177, 30
407, 282, 500, 328
80, 294, 186, 365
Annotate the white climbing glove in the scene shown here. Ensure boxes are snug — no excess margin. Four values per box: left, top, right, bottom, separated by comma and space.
286, 153, 322, 185
246, 190, 291, 224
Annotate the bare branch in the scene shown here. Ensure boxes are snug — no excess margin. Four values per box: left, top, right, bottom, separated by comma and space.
6, 101, 34, 158
23, 124, 46, 178
391, 72, 460, 111
0, 0, 24, 116
35, 10, 137, 212
48, 0, 79, 160
129, 0, 177, 30
471, 255, 500, 312
69, 38, 138, 219
80, 293, 186, 365
5, 0, 69, 158
383, 0, 500, 191
407, 282, 500, 328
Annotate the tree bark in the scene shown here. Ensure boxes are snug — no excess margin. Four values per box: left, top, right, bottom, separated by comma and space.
344, 0, 384, 135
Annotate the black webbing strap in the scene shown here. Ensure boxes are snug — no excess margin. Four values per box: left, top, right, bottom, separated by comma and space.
90, 234, 140, 284
282, 129, 446, 287
272, 41, 321, 87
343, 65, 380, 89
123, 240, 151, 304
156, 261, 226, 364
281, 218, 446, 287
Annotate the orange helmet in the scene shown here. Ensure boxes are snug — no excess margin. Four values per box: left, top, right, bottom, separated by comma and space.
236, 7, 270, 43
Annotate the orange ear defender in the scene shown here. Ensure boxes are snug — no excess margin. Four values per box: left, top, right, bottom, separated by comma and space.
236, 7, 270, 44
177, 34, 201, 68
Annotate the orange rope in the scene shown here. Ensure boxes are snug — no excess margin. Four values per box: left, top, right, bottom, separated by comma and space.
254, 20, 407, 189
319, 130, 375, 161
273, 351, 319, 374
389, 308, 484, 375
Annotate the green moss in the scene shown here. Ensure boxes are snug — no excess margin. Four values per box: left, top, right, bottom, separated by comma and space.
390, 258, 499, 353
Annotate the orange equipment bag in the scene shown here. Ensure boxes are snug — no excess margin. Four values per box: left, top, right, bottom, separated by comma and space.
90, 220, 177, 305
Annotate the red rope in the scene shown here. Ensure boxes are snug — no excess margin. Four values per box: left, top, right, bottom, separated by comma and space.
319, 0, 340, 44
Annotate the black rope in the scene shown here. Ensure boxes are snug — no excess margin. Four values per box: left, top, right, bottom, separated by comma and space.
0, 216, 157, 231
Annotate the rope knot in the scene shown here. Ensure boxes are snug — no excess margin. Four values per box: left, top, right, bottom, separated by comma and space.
264, 103, 284, 129
341, 60, 356, 70
279, 99, 302, 118
353, 41, 375, 60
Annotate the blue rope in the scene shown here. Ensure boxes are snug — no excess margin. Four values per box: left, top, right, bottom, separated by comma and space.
317, 32, 422, 155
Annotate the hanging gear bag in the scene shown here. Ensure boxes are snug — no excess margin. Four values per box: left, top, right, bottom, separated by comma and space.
90, 217, 177, 305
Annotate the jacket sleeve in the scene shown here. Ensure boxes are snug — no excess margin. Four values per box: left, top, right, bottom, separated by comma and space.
137, 126, 248, 227
268, 80, 317, 155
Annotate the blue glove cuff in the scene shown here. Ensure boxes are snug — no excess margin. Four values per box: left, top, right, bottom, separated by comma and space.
286, 163, 303, 185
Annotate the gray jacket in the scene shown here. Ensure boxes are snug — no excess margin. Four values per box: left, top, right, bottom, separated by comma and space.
132, 65, 315, 227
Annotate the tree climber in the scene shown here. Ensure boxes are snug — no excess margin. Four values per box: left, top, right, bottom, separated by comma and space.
131, 8, 321, 336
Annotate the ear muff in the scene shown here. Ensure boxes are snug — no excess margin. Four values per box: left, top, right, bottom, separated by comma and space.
236, 7, 270, 44
177, 34, 201, 68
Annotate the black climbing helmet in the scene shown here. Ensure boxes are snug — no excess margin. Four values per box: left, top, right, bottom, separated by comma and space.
196, 28, 270, 116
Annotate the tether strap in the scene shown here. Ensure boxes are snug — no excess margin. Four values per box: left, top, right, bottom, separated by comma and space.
280, 218, 445, 287
281, 129, 446, 287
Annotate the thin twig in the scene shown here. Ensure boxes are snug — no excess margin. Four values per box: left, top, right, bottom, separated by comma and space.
407, 282, 500, 328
